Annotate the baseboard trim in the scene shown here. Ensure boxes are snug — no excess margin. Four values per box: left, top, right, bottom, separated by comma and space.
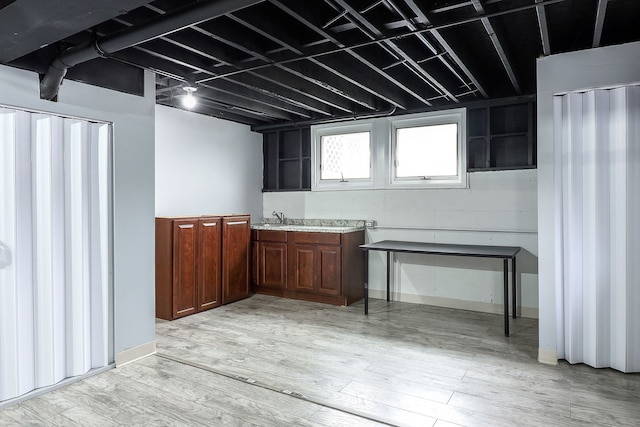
538, 348, 558, 365
368, 290, 539, 319
115, 340, 156, 367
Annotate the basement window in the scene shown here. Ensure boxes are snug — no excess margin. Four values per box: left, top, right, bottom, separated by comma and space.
312, 122, 374, 190
390, 110, 467, 188
310, 109, 466, 191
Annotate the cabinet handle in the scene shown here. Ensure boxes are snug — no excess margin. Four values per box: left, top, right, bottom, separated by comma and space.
202, 222, 217, 227
226, 221, 247, 225
178, 224, 194, 229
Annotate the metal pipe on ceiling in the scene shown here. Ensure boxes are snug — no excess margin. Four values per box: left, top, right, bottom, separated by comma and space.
253, 106, 398, 132
39, 0, 265, 101
252, 93, 536, 132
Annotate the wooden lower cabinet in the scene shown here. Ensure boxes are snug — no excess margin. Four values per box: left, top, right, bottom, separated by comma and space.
252, 230, 288, 291
221, 216, 251, 304
317, 245, 341, 296
289, 243, 315, 292
252, 229, 364, 306
198, 218, 222, 311
156, 215, 250, 320
261, 242, 288, 289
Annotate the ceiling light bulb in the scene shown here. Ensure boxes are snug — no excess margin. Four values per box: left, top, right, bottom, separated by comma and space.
182, 86, 197, 109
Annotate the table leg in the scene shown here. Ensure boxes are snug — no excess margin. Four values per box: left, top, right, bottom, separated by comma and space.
386, 251, 391, 302
364, 250, 369, 315
512, 256, 517, 319
503, 258, 509, 337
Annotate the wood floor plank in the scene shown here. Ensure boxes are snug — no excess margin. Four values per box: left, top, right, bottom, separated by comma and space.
155, 350, 437, 426
339, 380, 447, 418
310, 406, 402, 427
4, 294, 640, 426
434, 420, 465, 427
131, 357, 326, 424
570, 401, 640, 426
0, 404, 57, 426
447, 391, 581, 427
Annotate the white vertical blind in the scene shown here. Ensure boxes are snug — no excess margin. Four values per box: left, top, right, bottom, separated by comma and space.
554, 86, 640, 373
0, 107, 112, 402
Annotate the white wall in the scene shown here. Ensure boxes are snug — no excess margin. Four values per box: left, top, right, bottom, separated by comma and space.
264, 169, 538, 317
537, 41, 640, 364
155, 105, 263, 220
0, 65, 156, 361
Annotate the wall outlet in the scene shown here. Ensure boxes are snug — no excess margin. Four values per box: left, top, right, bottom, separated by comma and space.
365, 220, 376, 228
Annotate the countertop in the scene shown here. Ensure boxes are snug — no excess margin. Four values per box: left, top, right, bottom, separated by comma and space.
251, 218, 366, 234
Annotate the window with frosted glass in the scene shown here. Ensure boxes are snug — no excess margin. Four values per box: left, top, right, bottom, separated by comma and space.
319, 131, 370, 180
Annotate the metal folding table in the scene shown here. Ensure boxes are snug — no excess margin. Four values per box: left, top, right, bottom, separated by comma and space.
360, 240, 521, 336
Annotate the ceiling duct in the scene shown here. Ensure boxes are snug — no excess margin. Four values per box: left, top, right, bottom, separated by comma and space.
0, 0, 16, 11
39, 0, 264, 101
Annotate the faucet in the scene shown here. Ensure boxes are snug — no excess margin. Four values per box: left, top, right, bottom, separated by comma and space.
272, 211, 285, 224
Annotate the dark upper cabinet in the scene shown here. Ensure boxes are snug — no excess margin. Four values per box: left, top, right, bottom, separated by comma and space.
263, 127, 311, 191
468, 99, 536, 171
260, 98, 537, 190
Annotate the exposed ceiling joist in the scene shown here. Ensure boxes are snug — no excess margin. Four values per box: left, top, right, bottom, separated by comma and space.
535, 0, 551, 56
5, 0, 639, 129
184, 22, 359, 115
593, 0, 609, 48
385, 0, 470, 89
38, 0, 265, 100
226, 13, 379, 111
206, 12, 410, 109
329, 0, 458, 102
402, 0, 489, 98
470, 0, 521, 94
270, 0, 433, 106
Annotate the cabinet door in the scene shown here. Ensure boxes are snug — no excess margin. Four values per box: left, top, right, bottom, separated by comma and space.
222, 216, 250, 304
172, 219, 198, 318
317, 245, 341, 296
290, 243, 316, 293
260, 242, 287, 289
251, 240, 259, 286
198, 218, 221, 311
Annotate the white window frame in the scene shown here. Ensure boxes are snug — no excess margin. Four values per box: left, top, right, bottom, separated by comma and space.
310, 108, 467, 191
389, 109, 467, 189
311, 121, 375, 191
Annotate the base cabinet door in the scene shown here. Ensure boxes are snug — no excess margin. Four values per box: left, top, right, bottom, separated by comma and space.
222, 216, 251, 304
251, 236, 259, 287
197, 218, 221, 311
290, 244, 316, 293
260, 242, 288, 289
172, 220, 198, 318
252, 230, 288, 293
317, 245, 341, 296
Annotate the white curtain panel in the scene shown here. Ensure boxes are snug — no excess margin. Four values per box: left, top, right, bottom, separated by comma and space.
0, 108, 112, 402
554, 86, 640, 373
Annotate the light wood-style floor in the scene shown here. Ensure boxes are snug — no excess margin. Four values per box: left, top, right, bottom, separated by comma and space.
2, 294, 639, 426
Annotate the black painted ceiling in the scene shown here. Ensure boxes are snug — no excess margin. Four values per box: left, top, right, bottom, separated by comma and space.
2, 0, 639, 131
